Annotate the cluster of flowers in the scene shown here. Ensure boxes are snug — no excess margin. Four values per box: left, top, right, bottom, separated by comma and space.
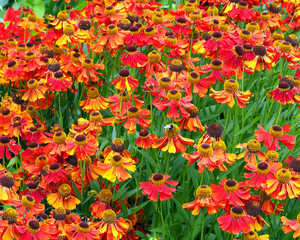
0, 0, 300, 238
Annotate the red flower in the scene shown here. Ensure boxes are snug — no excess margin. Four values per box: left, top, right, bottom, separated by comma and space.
236, 139, 265, 165
153, 124, 194, 153
267, 80, 299, 105
281, 214, 300, 238
11, 195, 45, 218
109, 93, 144, 116
135, 129, 157, 149
80, 87, 109, 113
111, 69, 139, 93
139, 173, 178, 201
254, 124, 295, 151
119, 45, 148, 68
227, 2, 257, 23
217, 206, 255, 234
65, 221, 100, 240
0, 135, 21, 160
90, 189, 113, 219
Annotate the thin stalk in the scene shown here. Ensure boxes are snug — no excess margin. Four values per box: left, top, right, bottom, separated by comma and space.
159, 201, 166, 239
58, 91, 63, 127
189, 22, 195, 55
200, 210, 205, 240
149, 94, 154, 133
165, 151, 171, 174
274, 104, 282, 125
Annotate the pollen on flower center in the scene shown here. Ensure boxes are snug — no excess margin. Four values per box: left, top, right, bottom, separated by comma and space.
196, 185, 212, 199
2, 208, 17, 224
58, 183, 72, 197
244, 231, 259, 240
35, 155, 48, 166
107, 24, 118, 35
210, 59, 223, 70
148, 51, 161, 63
289, 157, 300, 172
279, 42, 292, 53
159, 77, 172, 89
97, 189, 113, 204
245, 201, 261, 217
164, 124, 180, 138
53, 131, 66, 144
105, 6, 116, 15
111, 155, 124, 167
224, 179, 238, 193
139, 129, 149, 137
276, 169, 291, 183
124, 219, 133, 231
22, 195, 35, 208
187, 72, 200, 84
198, 144, 213, 157
27, 220, 40, 234
265, 151, 279, 162
207, 123, 223, 138
261, 12, 270, 21
77, 222, 90, 233
145, 26, 156, 36
230, 206, 244, 218
238, 1, 248, 9
87, 87, 100, 99
167, 89, 181, 101
240, 30, 252, 40
28, 13, 38, 22
185, 106, 198, 118
63, 25, 75, 35
53, 207, 67, 220
269, 125, 284, 138
27, 79, 39, 89
90, 112, 103, 122
256, 162, 270, 175
82, 59, 94, 68
57, 11, 68, 21
111, 138, 125, 152
169, 59, 183, 72
224, 79, 239, 93
75, 134, 87, 145
247, 139, 261, 153
247, 22, 259, 33
0, 135, 10, 145
127, 106, 140, 118
213, 140, 227, 150
102, 209, 117, 224
151, 173, 166, 185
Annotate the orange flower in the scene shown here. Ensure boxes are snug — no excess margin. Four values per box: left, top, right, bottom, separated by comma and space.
46, 71, 73, 92
236, 139, 265, 165
119, 45, 148, 68
135, 129, 157, 149
210, 79, 253, 108
0, 172, 19, 203
244, 161, 282, 190
211, 179, 250, 210
99, 153, 136, 182
66, 133, 98, 160
0, 208, 22, 240
80, 87, 109, 113
19, 12, 46, 32
98, 209, 129, 240
21, 79, 48, 104
117, 106, 151, 134
77, 58, 104, 84
182, 185, 221, 215
247, 44, 273, 71
111, 69, 139, 93
47, 183, 81, 210
138, 51, 166, 78
281, 214, 300, 238
11, 195, 45, 218
139, 173, 178, 201
261, 169, 300, 200
48, 131, 69, 159
153, 123, 194, 153
0, 135, 21, 160
90, 189, 113, 219
109, 93, 144, 116
227, 2, 257, 22
56, 24, 84, 46
65, 221, 100, 240
217, 206, 255, 234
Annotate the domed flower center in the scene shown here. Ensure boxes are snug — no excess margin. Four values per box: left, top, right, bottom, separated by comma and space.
186, 106, 198, 118
164, 124, 180, 138
240, 30, 252, 40
276, 169, 291, 183
58, 183, 72, 197
102, 209, 117, 224
230, 206, 244, 218
207, 123, 223, 138
224, 179, 238, 193
8, 60, 17, 69
90, 112, 103, 122
0, 173, 14, 188
139, 129, 149, 137
148, 51, 161, 63
87, 87, 100, 99
127, 45, 137, 53
82, 58, 94, 69
97, 189, 113, 204
196, 185, 212, 199
224, 79, 239, 93
243, 43, 252, 51
111, 138, 125, 152
54, 71, 64, 79
111, 155, 124, 167
261, 12, 271, 20
165, 35, 177, 45
53, 207, 67, 220
57, 11, 68, 21
244, 231, 259, 240
28, 13, 38, 22
27, 220, 40, 234
28, 141, 38, 149
67, 155, 78, 166
247, 139, 261, 153
49, 162, 60, 171
105, 6, 116, 15
153, 14, 163, 24
77, 222, 90, 233
167, 89, 181, 101
63, 25, 75, 35
127, 107, 140, 118
210, 59, 223, 70
159, 77, 172, 89
198, 144, 213, 157
78, 20, 91, 30
279, 42, 292, 53
289, 157, 300, 172
265, 151, 279, 162
169, 59, 183, 72
124, 219, 133, 231
35, 155, 48, 166
151, 173, 166, 185
213, 140, 226, 150
256, 162, 270, 175
53, 131, 66, 144
187, 72, 199, 84
245, 201, 261, 217
75, 134, 87, 145
0, 135, 10, 145
212, 31, 222, 40
2, 208, 17, 224
107, 24, 118, 35
144, 26, 156, 37
238, 1, 248, 9
234, 45, 245, 56
1, 108, 10, 116
27, 79, 39, 89
22, 195, 35, 208
278, 81, 290, 90
269, 125, 284, 138
253, 44, 266, 56
28, 181, 38, 189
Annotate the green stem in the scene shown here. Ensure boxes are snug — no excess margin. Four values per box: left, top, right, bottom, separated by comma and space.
274, 104, 282, 125
58, 91, 63, 128
165, 151, 170, 174
159, 201, 166, 239
149, 94, 154, 133
189, 22, 195, 55
200, 210, 205, 240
